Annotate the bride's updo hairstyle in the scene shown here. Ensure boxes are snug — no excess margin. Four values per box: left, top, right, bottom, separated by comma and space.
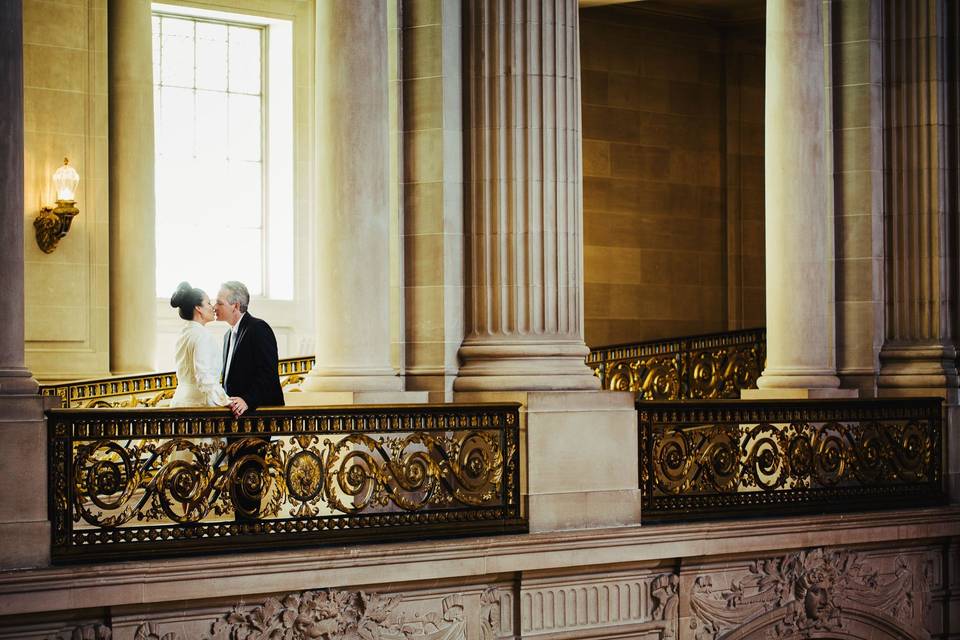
170, 281, 204, 320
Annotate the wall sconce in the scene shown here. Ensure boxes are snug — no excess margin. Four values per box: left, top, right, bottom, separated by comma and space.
35, 158, 80, 254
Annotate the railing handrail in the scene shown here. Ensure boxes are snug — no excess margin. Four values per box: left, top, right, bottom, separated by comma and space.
48, 402, 524, 562
39, 355, 316, 408
638, 395, 945, 522
587, 327, 765, 362
587, 328, 766, 399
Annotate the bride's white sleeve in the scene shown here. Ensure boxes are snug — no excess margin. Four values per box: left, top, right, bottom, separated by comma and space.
194, 333, 231, 407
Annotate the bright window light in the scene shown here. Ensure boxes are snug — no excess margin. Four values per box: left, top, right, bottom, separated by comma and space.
152, 7, 293, 299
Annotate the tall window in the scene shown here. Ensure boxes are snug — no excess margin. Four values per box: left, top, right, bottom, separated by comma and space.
152, 7, 293, 299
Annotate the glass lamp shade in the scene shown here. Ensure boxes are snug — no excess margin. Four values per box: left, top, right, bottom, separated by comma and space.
53, 158, 79, 201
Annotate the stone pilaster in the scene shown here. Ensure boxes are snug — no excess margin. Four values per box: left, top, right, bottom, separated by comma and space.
0, 0, 35, 396
454, 0, 599, 392
303, 0, 402, 393
109, 0, 157, 374
878, 0, 959, 402
748, 0, 853, 398
0, 0, 50, 570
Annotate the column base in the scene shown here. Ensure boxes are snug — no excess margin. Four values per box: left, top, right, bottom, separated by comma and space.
284, 390, 429, 406
749, 368, 857, 398
878, 343, 959, 401
301, 367, 403, 393
454, 390, 640, 531
0, 367, 38, 394
453, 340, 601, 392
743, 387, 859, 399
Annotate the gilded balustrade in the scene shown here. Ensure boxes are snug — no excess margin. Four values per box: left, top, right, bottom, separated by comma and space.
48, 403, 523, 562
639, 398, 944, 521
587, 328, 766, 400
39, 356, 316, 408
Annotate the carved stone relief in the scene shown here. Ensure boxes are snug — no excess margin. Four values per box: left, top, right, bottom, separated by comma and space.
519, 571, 679, 638
48, 623, 111, 640
685, 548, 931, 640
202, 589, 465, 640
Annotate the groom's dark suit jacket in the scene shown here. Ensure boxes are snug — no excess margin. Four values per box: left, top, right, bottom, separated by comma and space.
222, 313, 285, 410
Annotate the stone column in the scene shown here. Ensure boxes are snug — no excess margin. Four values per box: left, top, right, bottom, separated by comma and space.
303, 0, 402, 393
454, 0, 599, 392
749, 0, 853, 397
0, 0, 50, 569
0, 1, 35, 396
878, 0, 958, 403
109, 0, 157, 374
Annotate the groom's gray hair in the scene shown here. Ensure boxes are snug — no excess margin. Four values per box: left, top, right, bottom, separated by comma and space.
221, 281, 250, 313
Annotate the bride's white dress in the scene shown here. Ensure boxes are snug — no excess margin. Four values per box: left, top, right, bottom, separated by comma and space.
170, 321, 231, 407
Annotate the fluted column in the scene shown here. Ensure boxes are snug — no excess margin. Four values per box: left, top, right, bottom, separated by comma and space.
0, 0, 49, 570
454, 0, 599, 392
878, 0, 958, 401
109, 0, 157, 373
752, 0, 848, 395
304, 0, 401, 392
0, 0, 35, 395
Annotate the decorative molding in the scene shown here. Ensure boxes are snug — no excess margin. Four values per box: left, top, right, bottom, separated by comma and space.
480, 587, 510, 640
520, 572, 678, 636
133, 623, 177, 640
202, 590, 465, 640
688, 548, 931, 640
49, 624, 111, 640
651, 574, 679, 640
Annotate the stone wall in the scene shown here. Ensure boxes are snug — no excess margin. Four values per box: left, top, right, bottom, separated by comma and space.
22, 0, 317, 381
579, 7, 765, 348
23, 0, 110, 380
2, 524, 955, 640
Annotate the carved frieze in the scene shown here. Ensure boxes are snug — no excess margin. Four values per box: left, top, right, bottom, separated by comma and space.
520, 572, 679, 637
687, 548, 931, 640
204, 590, 465, 640
49, 623, 111, 640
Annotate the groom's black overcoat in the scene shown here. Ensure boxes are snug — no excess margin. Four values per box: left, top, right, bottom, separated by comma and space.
222, 313, 285, 410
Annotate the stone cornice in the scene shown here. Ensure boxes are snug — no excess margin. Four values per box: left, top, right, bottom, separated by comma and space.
1, 507, 958, 617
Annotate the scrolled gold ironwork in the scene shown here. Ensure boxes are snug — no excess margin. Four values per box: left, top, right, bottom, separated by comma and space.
588, 328, 766, 400
48, 403, 523, 562
639, 398, 943, 521
40, 356, 316, 408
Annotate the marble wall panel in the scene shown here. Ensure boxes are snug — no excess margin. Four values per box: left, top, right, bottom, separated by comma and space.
580, 6, 765, 348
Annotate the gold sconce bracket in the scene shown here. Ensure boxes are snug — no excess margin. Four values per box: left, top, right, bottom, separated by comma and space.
35, 200, 80, 253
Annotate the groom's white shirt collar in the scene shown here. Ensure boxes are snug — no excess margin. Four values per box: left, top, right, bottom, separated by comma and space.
232, 312, 246, 334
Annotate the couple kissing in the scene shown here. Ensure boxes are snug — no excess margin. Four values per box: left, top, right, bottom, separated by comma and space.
168, 280, 284, 417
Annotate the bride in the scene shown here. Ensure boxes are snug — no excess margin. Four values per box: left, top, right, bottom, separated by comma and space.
169, 281, 231, 408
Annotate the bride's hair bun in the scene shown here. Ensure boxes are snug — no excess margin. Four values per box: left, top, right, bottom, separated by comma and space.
170, 282, 204, 320
170, 281, 193, 308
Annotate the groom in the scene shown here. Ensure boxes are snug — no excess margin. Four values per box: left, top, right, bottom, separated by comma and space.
215, 280, 284, 417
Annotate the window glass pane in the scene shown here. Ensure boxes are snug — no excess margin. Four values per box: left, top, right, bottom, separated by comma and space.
153, 11, 270, 299
195, 24, 227, 91
158, 86, 195, 158
216, 228, 263, 295
228, 93, 261, 161
228, 26, 261, 94
228, 161, 263, 228
152, 17, 161, 82
196, 90, 228, 159
160, 18, 194, 87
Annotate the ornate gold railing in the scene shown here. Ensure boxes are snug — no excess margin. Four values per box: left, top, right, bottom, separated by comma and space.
48, 403, 523, 562
587, 328, 766, 399
638, 398, 944, 521
39, 356, 316, 408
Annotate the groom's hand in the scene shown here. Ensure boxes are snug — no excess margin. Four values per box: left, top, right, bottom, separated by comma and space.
229, 396, 248, 417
